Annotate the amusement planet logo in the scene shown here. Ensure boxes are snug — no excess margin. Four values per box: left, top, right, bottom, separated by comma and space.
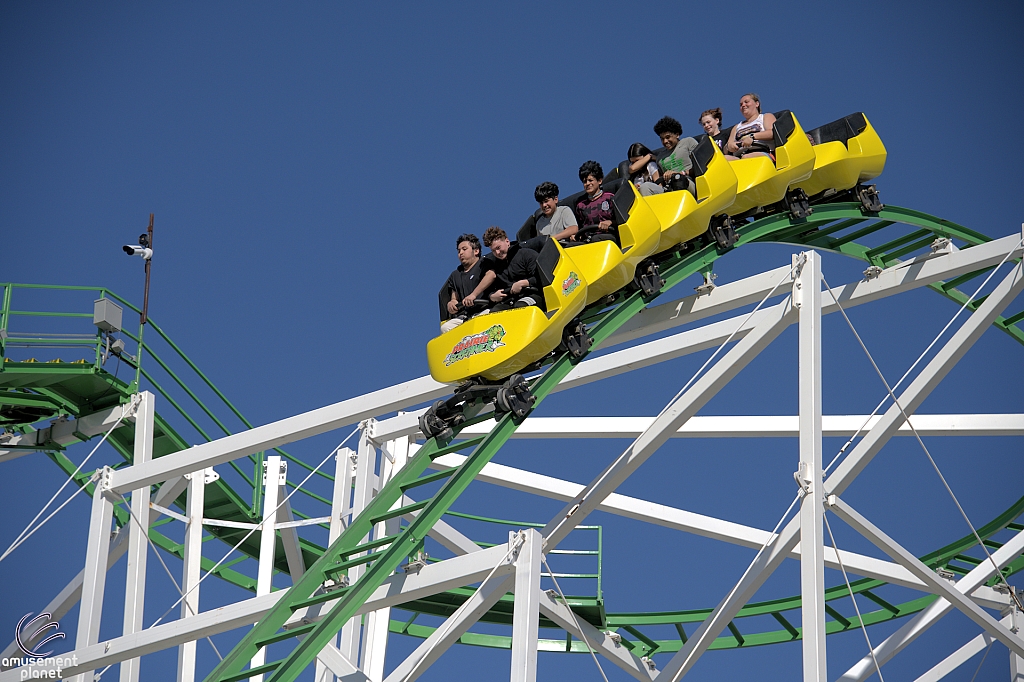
561, 271, 581, 296
443, 324, 506, 366
3, 612, 78, 680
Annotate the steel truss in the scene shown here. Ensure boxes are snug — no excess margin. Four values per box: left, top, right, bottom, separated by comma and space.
2, 213, 1023, 682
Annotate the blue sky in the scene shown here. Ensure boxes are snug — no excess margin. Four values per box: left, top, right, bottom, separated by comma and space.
2, 1, 1022, 680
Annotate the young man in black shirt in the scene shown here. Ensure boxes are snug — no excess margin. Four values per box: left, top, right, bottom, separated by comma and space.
463, 227, 543, 313
439, 233, 486, 333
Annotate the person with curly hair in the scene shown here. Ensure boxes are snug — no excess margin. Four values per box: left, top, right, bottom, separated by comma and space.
653, 116, 698, 191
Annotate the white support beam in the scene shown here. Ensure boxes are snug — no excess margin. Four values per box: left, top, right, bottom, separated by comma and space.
105, 233, 1024, 495
448, 413, 1024, 440
340, 426, 377, 664
382, 573, 516, 682
797, 252, 826, 682
314, 643, 370, 682
829, 495, 1024, 658
542, 285, 797, 550
838, 528, 1024, 682
251, 455, 283, 682
72, 466, 115, 682
315, 446, 356, 682
278, 474, 307, 584
120, 391, 154, 682
538, 590, 657, 682
656, 258, 1024, 682
176, 469, 206, 682
510, 530, 542, 682
0, 525, 518, 682
400, 493, 481, 556
912, 615, 1010, 682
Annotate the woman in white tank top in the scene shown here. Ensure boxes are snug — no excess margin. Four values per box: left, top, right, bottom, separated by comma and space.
724, 93, 777, 160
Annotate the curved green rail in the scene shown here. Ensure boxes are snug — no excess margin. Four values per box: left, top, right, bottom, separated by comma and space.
2, 203, 1022, 674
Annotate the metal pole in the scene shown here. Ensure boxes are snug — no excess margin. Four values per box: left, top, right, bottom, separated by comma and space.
251, 455, 283, 682
176, 468, 206, 682
510, 530, 542, 682
73, 466, 115, 682
796, 252, 826, 681
339, 423, 377, 663
133, 214, 153, 389
120, 391, 154, 682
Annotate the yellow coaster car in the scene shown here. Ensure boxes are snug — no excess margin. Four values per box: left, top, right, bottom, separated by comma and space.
426, 238, 588, 385
795, 112, 887, 205
643, 136, 738, 251
722, 110, 816, 217
518, 176, 661, 305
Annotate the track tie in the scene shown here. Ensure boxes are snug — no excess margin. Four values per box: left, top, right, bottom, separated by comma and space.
370, 498, 431, 525
400, 469, 455, 491
255, 622, 316, 648
290, 587, 352, 611
325, 548, 391, 576
340, 532, 402, 558
219, 660, 281, 682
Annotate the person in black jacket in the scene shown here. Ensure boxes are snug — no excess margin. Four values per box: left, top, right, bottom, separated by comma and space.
439, 233, 487, 333
463, 226, 543, 313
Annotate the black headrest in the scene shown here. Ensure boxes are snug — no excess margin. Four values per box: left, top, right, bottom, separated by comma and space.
689, 135, 717, 177
536, 238, 561, 289
772, 110, 795, 148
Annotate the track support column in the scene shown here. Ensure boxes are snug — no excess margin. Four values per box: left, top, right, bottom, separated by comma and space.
250, 455, 284, 682
73, 466, 115, 682
1012, 594, 1024, 682
176, 467, 206, 682
510, 529, 542, 682
315, 446, 357, 682
339, 422, 377, 664
796, 251, 826, 681
121, 391, 154, 682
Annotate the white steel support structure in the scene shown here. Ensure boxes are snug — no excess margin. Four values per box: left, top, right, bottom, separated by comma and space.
177, 466, 207, 682
9, 238, 1021, 682
73, 465, 116, 682
510, 530, 542, 682
120, 391, 154, 682
251, 455, 284, 682
796, 253, 826, 681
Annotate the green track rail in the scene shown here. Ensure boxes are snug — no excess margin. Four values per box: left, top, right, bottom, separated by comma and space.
2, 203, 1022, 679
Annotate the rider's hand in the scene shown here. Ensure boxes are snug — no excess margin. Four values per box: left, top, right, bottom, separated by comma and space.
490, 289, 507, 302
447, 300, 460, 315
461, 295, 476, 308
510, 280, 525, 295
598, 220, 612, 232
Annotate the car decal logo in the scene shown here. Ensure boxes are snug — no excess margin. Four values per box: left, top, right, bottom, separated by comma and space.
562, 272, 581, 296
444, 324, 507, 366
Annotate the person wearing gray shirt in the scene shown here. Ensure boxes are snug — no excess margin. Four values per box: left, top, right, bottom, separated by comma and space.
534, 182, 578, 241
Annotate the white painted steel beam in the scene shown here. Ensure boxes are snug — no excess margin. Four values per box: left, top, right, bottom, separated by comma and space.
829, 495, 1024, 657
542, 286, 798, 550
0, 543, 517, 682
105, 233, 1024, 495
510, 530, 542, 682
429, 452, 974, 593
911, 616, 1009, 682
656, 258, 1024, 682
797, 252, 826, 682
314, 644, 370, 682
250, 456, 283, 682
838, 528, 1024, 682
447, 413, 1024, 440
538, 590, 657, 682
382, 572, 516, 682
176, 469, 206, 682
279, 488, 307, 584
315, 447, 356, 682
120, 392, 154, 682
73, 466, 115, 682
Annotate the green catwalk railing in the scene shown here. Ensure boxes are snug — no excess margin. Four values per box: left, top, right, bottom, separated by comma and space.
1, 203, 1022, 679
